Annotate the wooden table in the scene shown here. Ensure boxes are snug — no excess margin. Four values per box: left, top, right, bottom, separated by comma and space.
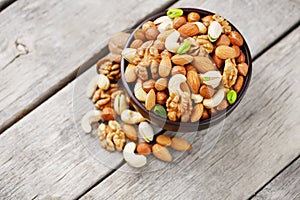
0, 0, 299, 199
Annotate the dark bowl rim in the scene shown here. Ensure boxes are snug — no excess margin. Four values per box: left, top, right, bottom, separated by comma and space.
121, 8, 252, 131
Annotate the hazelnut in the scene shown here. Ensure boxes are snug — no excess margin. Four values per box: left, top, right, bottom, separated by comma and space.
154, 40, 165, 52
187, 12, 200, 22
156, 91, 168, 105
145, 27, 159, 40
173, 16, 186, 29
228, 31, 244, 46
142, 79, 156, 93
200, 85, 215, 99
102, 107, 116, 121
233, 76, 244, 93
216, 34, 230, 46
134, 29, 145, 41
130, 39, 143, 49
137, 142, 151, 155
171, 66, 186, 76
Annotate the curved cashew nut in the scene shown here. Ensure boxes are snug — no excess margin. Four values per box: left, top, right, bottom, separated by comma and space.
200, 71, 222, 88
114, 93, 128, 115
165, 30, 180, 53
138, 122, 154, 142
168, 74, 187, 95
81, 110, 102, 133
123, 142, 147, 168
191, 22, 207, 34
153, 16, 172, 25
203, 88, 225, 109
134, 82, 147, 102
121, 110, 145, 124
86, 75, 99, 98
191, 94, 204, 103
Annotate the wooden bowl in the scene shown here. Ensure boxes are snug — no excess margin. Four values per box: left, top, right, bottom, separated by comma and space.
121, 8, 252, 132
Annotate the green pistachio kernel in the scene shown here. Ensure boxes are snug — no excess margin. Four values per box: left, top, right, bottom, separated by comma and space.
153, 105, 167, 119
208, 34, 218, 42
177, 41, 191, 54
227, 90, 237, 105
203, 77, 210, 81
167, 8, 184, 18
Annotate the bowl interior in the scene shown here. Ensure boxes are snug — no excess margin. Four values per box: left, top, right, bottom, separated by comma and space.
121, 8, 252, 132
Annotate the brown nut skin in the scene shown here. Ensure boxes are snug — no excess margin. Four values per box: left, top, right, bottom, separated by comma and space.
185, 64, 197, 72
191, 103, 204, 122
178, 23, 199, 37
234, 76, 244, 93
156, 91, 168, 105
142, 79, 156, 93
217, 100, 229, 111
137, 142, 151, 156
237, 62, 249, 76
145, 27, 160, 40
228, 31, 244, 46
201, 109, 209, 120
237, 51, 246, 64
212, 54, 224, 69
187, 12, 200, 22
187, 70, 201, 94
154, 40, 165, 52
156, 134, 172, 146
209, 108, 217, 116
102, 107, 116, 121
232, 45, 241, 58
173, 16, 187, 29
216, 34, 230, 46
123, 124, 138, 141
134, 29, 145, 41
130, 39, 143, 49
155, 78, 168, 91
171, 66, 186, 76
199, 85, 215, 99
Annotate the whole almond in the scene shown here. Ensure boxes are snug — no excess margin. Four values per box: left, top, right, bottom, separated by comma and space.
123, 124, 138, 141
215, 46, 237, 59
237, 51, 246, 63
216, 34, 230, 46
216, 99, 229, 111
228, 31, 244, 46
192, 56, 216, 73
212, 54, 224, 68
156, 134, 172, 146
185, 64, 197, 72
142, 79, 156, 93
234, 76, 244, 93
171, 66, 186, 76
159, 55, 172, 77
137, 142, 151, 155
178, 23, 199, 37
155, 78, 168, 91
171, 54, 194, 65
125, 64, 137, 82
145, 89, 156, 110
171, 137, 192, 151
152, 144, 172, 162
187, 70, 201, 94
237, 62, 249, 76
200, 85, 215, 99
130, 39, 143, 49
173, 16, 186, 29
201, 109, 209, 120
191, 103, 204, 122
232, 45, 241, 58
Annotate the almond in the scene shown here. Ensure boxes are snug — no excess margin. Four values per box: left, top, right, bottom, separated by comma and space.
159, 54, 172, 77
171, 66, 186, 76
192, 56, 216, 73
215, 46, 237, 59
216, 34, 230, 46
180, 82, 191, 94
191, 103, 204, 122
178, 23, 199, 37
130, 39, 143, 49
142, 79, 156, 93
173, 16, 186, 29
237, 51, 246, 63
124, 64, 137, 82
152, 144, 172, 162
171, 54, 194, 65
145, 89, 156, 110
185, 64, 197, 72
123, 124, 138, 141
233, 76, 244, 93
155, 78, 168, 91
232, 45, 241, 58
209, 108, 217, 116
237, 62, 249, 76
156, 134, 172, 146
187, 70, 201, 94
171, 137, 192, 151
228, 31, 244, 46
200, 85, 215, 99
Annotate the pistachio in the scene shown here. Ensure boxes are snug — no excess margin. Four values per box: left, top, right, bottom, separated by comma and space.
153, 104, 167, 118
114, 93, 128, 115
227, 90, 237, 105
167, 8, 183, 18
139, 122, 154, 142
200, 71, 222, 88
177, 41, 191, 54
208, 21, 222, 42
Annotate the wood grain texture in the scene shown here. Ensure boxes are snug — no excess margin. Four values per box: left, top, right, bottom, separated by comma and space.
0, 0, 173, 132
253, 158, 300, 200
80, 27, 300, 200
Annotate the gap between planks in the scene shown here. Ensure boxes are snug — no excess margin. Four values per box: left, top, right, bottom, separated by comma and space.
73, 14, 300, 200
0, 0, 178, 134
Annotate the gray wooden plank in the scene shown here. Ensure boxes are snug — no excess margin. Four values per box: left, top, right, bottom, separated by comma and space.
80, 26, 300, 200
252, 158, 300, 200
0, 0, 174, 132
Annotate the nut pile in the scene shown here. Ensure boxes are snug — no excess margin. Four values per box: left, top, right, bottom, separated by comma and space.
123, 9, 249, 122
82, 32, 192, 168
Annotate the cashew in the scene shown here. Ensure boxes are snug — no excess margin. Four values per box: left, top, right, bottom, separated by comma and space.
86, 75, 99, 98
168, 74, 187, 95
200, 71, 222, 88
165, 30, 180, 53
153, 16, 172, 25
138, 122, 154, 142
123, 142, 147, 168
191, 94, 204, 103
134, 82, 147, 102
191, 22, 207, 34
114, 93, 128, 115
203, 88, 225, 109
97, 74, 110, 90
121, 110, 145, 124
122, 48, 140, 65
81, 110, 102, 133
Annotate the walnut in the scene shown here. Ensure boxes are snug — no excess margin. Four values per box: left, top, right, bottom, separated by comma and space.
194, 35, 214, 54
212, 14, 232, 34
99, 62, 121, 81
166, 93, 181, 121
222, 58, 238, 88
135, 63, 148, 81
98, 121, 126, 152
187, 37, 207, 57
180, 92, 193, 122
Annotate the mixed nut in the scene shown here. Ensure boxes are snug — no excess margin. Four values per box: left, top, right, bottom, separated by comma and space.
123, 9, 249, 122
82, 31, 192, 168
